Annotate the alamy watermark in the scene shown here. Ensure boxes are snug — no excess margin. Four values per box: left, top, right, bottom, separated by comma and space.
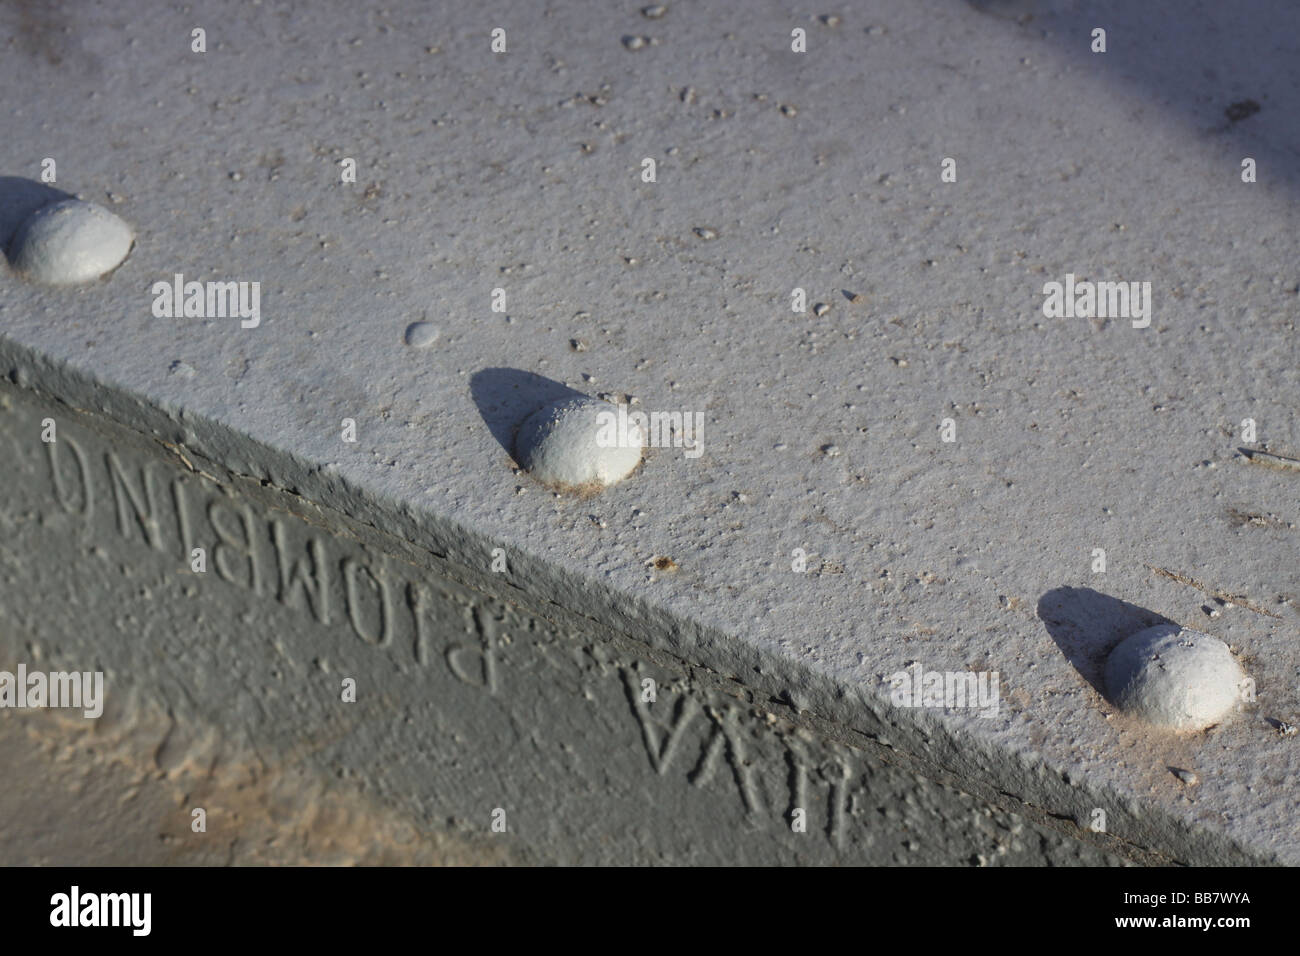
596, 404, 704, 459
1042, 273, 1151, 328
0, 664, 104, 718
889, 662, 1000, 718
152, 273, 261, 328
50, 886, 150, 936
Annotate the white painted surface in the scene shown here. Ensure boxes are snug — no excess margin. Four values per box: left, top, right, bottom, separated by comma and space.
515, 396, 643, 490
8, 199, 133, 285
1105, 625, 1247, 731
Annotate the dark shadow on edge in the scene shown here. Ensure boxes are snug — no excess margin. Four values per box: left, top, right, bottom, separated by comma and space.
0, 176, 72, 259
1037, 586, 1174, 699
469, 368, 587, 463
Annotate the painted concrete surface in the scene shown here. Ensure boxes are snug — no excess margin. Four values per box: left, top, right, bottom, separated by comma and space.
1, 0, 1297, 863
0, 382, 1135, 864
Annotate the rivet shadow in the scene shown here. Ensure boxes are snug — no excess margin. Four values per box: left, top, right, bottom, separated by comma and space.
469, 367, 587, 463
0, 176, 72, 259
1037, 586, 1173, 698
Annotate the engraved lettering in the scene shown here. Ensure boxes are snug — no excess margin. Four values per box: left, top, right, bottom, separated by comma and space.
208, 497, 261, 594
785, 736, 809, 822
689, 705, 763, 817
272, 519, 332, 624
621, 669, 699, 775
342, 556, 391, 647
46, 435, 92, 520
106, 453, 166, 550
171, 476, 197, 560
445, 605, 499, 694
408, 578, 464, 667
821, 756, 852, 850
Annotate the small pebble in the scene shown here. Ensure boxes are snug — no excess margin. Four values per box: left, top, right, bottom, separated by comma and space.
403, 321, 440, 348
9, 198, 134, 285
693, 226, 718, 240
622, 35, 650, 50
514, 396, 642, 492
1103, 624, 1246, 731
641, 4, 667, 18
813, 302, 829, 316
1169, 767, 1199, 786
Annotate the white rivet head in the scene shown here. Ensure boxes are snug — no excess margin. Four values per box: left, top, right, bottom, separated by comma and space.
1104, 624, 1246, 731
9, 199, 134, 285
514, 397, 642, 492
403, 321, 440, 348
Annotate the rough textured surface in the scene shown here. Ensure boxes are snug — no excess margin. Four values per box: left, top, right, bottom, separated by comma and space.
1, 0, 1298, 863
0, 384, 1137, 864
0, 686, 506, 866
